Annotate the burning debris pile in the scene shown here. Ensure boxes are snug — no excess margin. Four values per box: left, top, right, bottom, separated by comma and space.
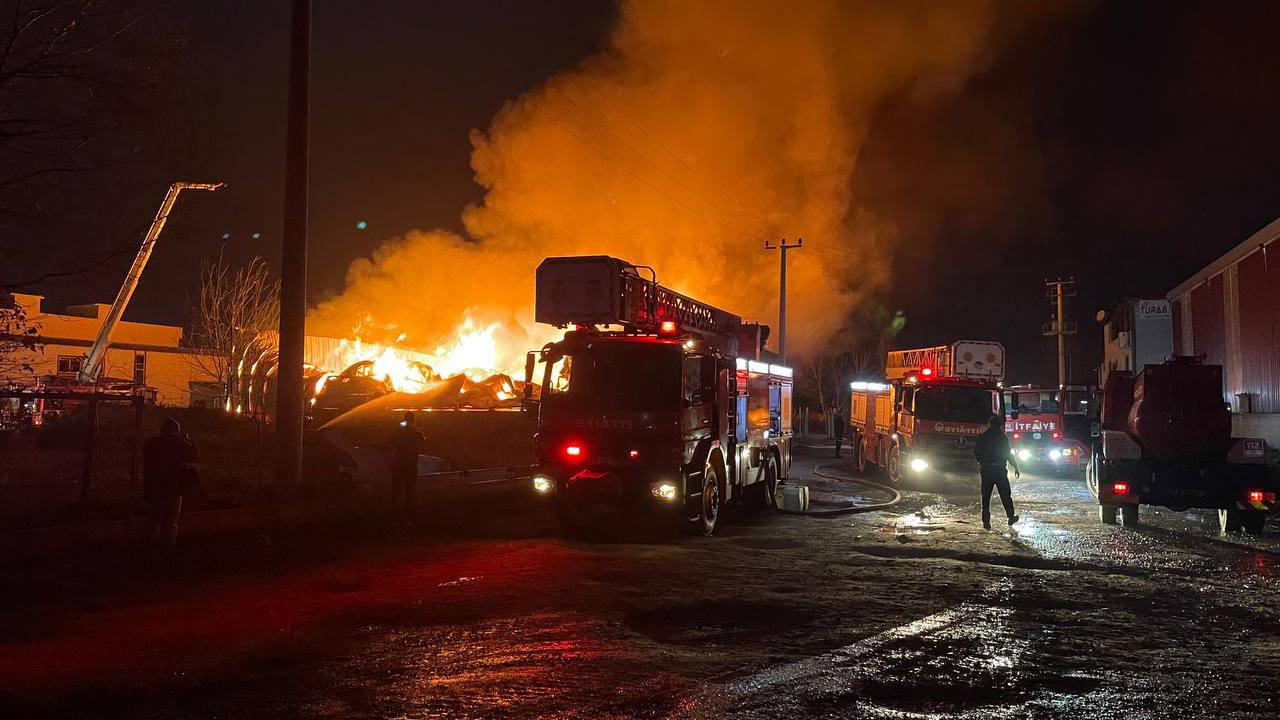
228, 315, 530, 422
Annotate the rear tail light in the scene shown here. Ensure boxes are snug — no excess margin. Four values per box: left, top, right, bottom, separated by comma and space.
563, 444, 584, 460
629, 450, 640, 459
1112, 482, 1129, 496
1247, 490, 1275, 503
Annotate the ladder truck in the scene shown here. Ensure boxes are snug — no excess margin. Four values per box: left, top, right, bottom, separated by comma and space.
524, 255, 793, 535
849, 341, 1006, 484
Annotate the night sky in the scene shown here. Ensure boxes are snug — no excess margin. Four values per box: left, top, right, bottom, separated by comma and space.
4, 0, 1279, 385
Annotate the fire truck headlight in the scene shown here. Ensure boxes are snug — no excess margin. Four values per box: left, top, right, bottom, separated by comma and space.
909, 457, 929, 474
1049, 449, 1062, 461
650, 482, 679, 501
1018, 449, 1032, 461
532, 476, 554, 494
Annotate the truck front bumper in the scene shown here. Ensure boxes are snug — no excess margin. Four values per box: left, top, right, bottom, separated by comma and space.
1009, 444, 1082, 470
530, 466, 689, 518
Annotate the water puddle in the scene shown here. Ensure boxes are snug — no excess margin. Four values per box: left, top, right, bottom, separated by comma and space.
879, 510, 947, 536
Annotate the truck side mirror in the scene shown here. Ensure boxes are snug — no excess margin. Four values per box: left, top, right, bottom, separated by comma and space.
1090, 421, 1101, 438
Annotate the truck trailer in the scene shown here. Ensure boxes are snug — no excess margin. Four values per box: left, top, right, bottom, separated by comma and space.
1087, 356, 1277, 533
524, 256, 792, 535
849, 341, 1005, 484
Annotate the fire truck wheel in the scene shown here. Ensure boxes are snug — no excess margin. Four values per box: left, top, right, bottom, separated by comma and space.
691, 460, 723, 536
1218, 509, 1243, 535
761, 454, 779, 510
886, 447, 902, 485
1099, 504, 1118, 525
853, 432, 867, 473
743, 456, 775, 510
1120, 503, 1139, 527
1242, 512, 1266, 536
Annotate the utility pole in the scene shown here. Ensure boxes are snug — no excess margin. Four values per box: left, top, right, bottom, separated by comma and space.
276, 0, 311, 494
1042, 278, 1077, 388
764, 237, 802, 361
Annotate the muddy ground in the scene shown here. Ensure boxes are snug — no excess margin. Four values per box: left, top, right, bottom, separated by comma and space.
1, 445, 1278, 718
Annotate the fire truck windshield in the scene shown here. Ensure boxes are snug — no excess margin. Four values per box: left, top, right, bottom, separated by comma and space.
1006, 391, 1059, 415
913, 386, 997, 424
550, 344, 682, 412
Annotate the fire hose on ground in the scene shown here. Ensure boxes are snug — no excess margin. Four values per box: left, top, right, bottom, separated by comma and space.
772, 464, 902, 517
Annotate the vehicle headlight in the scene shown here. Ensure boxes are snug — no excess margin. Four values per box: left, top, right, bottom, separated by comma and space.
1018, 449, 1032, 461
909, 457, 929, 473
1060, 448, 1073, 456
1049, 449, 1062, 460
651, 482, 678, 501
532, 476, 554, 494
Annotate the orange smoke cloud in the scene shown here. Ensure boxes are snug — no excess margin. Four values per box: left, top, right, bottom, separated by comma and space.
309, 0, 999, 360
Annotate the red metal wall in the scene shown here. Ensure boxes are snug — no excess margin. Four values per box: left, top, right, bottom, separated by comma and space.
1190, 275, 1226, 371
1235, 248, 1280, 413
1172, 299, 1185, 355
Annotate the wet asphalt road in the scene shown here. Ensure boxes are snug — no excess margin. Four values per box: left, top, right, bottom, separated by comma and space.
2, 446, 1278, 718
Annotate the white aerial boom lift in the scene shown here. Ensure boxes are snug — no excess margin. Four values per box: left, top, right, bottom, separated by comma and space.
77, 182, 223, 386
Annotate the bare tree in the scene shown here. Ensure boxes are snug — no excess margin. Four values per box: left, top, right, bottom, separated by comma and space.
185, 254, 280, 403
0, 294, 41, 378
0, 1, 154, 219
796, 350, 858, 412
847, 347, 882, 381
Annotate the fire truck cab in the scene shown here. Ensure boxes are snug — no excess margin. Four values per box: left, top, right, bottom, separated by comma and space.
1003, 385, 1089, 474
526, 256, 792, 535
849, 342, 1005, 484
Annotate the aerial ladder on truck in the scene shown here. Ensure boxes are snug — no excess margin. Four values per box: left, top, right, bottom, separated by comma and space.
77, 182, 223, 386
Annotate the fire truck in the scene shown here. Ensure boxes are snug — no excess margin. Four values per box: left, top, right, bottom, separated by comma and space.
524, 255, 793, 535
849, 341, 1005, 484
1088, 356, 1276, 533
1003, 384, 1090, 474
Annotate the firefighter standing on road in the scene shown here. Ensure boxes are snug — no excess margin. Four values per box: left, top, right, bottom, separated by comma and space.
390, 411, 424, 524
832, 407, 845, 458
974, 414, 1020, 530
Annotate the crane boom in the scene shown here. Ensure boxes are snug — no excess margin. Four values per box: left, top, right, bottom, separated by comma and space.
77, 182, 224, 385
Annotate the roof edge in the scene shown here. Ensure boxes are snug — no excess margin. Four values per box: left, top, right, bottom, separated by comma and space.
1168, 215, 1280, 300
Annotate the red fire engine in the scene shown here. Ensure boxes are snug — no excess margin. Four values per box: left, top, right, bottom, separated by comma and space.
1003, 384, 1089, 474
524, 256, 793, 535
849, 341, 1005, 484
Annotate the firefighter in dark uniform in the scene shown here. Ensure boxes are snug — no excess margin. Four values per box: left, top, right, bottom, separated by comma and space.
973, 414, 1020, 530
390, 411, 424, 524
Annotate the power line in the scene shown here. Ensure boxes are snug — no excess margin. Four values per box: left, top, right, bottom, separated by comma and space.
551, 85, 766, 239
544, 109, 763, 241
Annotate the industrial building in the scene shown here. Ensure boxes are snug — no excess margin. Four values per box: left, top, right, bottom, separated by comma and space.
1167, 215, 1280, 445
1098, 298, 1174, 389
1, 293, 221, 407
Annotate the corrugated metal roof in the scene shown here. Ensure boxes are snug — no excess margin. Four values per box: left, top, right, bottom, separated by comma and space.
1168, 215, 1280, 301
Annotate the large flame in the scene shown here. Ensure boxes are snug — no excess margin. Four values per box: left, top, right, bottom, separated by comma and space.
327, 313, 530, 394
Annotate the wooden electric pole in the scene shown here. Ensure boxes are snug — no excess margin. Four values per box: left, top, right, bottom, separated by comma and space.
1043, 278, 1077, 388
765, 237, 802, 361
